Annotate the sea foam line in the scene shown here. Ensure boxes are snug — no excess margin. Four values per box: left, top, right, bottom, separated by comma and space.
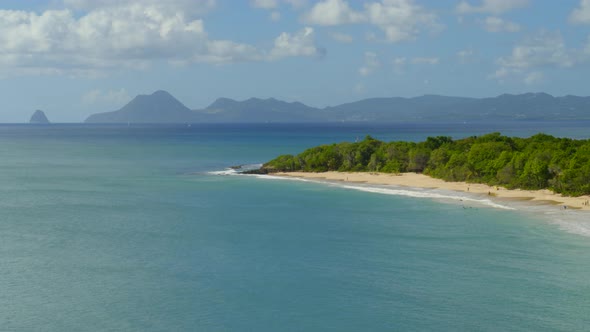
339, 184, 515, 210
209, 168, 515, 210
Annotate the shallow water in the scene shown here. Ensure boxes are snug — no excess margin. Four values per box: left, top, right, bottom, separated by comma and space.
1, 123, 590, 331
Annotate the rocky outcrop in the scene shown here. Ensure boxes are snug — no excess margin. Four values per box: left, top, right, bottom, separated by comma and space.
29, 110, 50, 124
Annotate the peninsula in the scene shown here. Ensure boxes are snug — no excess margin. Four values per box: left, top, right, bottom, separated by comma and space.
254, 133, 590, 209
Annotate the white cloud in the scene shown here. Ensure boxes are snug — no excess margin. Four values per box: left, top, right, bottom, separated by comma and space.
269, 27, 323, 60
393, 57, 407, 65
491, 32, 580, 84
64, 0, 217, 17
393, 56, 438, 73
364, 0, 441, 42
284, 0, 308, 8
270, 11, 281, 21
304, 0, 441, 43
196, 40, 263, 64
524, 71, 543, 85
82, 88, 130, 105
497, 32, 575, 70
330, 32, 354, 43
456, 0, 529, 15
358, 52, 380, 76
250, 0, 307, 9
303, 0, 364, 25
251, 0, 278, 9
481, 16, 520, 32
457, 48, 474, 62
0, 6, 211, 72
0, 5, 321, 76
570, 0, 590, 24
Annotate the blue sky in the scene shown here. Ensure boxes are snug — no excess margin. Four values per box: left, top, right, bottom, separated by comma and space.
1, 0, 589, 122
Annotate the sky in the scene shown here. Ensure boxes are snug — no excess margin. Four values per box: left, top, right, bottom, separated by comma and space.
1, 0, 590, 122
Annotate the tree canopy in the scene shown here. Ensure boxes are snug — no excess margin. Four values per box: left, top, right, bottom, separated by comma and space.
261, 133, 590, 197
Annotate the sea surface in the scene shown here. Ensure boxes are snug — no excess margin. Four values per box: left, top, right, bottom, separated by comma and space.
1, 122, 590, 331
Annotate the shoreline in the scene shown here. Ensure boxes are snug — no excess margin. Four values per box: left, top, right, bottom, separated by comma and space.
274, 171, 590, 211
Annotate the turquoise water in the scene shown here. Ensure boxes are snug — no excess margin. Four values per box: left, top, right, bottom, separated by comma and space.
1, 123, 590, 331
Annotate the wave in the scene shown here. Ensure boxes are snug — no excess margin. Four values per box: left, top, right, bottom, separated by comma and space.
339, 184, 516, 210
541, 210, 590, 238
208, 168, 239, 176
207, 163, 262, 176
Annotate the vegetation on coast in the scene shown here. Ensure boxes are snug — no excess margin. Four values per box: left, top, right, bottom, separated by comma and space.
260, 133, 590, 196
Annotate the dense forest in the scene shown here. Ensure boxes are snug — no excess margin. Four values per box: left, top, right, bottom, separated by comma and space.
259, 133, 590, 196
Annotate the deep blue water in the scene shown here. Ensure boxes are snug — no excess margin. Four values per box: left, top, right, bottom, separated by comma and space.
1, 122, 590, 331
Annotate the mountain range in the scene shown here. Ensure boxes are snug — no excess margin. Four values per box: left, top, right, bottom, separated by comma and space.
84, 90, 590, 123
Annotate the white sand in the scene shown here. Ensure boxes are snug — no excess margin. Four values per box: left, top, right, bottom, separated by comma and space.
275, 171, 590, 211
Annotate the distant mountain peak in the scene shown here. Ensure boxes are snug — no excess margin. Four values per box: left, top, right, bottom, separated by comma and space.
29, 110, 50, 124
85, 90, 193, 123
150, 90, 174, 98
207, 97, 239, 109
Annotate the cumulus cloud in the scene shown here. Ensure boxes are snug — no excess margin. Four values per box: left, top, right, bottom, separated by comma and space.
358, 52, 380, 76
496, 32, 575, 70
0, 4, 321, 76
481, 16, 521, 32
570, 0, 590, 24
491, 32, 579, 84
64, 0, 217, 17
364, 0, 441, 42
456, 0, 529, 15
269, 27, 323, 60
251, 0, 278, 9
304, 0, 441, 43
304, 0, 364, 25
0, 6, 212, 72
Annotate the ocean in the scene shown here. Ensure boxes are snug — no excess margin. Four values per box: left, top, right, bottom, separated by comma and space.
1, 122, 590, 331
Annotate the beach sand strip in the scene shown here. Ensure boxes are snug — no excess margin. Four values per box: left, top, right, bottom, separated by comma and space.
275, 171, 590, 211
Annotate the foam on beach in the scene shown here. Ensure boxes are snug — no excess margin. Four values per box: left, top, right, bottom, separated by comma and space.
210, 168, 515, 210
209, 168, 590, 237
207, 164, 262, 176
542, 210, 590, 237
208, 168, 239, 176
339, 184, 516, 210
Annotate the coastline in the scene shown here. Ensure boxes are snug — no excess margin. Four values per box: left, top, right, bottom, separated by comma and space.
274, 171, 590, 211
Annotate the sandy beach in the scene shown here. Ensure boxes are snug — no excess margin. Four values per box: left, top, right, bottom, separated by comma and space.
275, 171, 590, 211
